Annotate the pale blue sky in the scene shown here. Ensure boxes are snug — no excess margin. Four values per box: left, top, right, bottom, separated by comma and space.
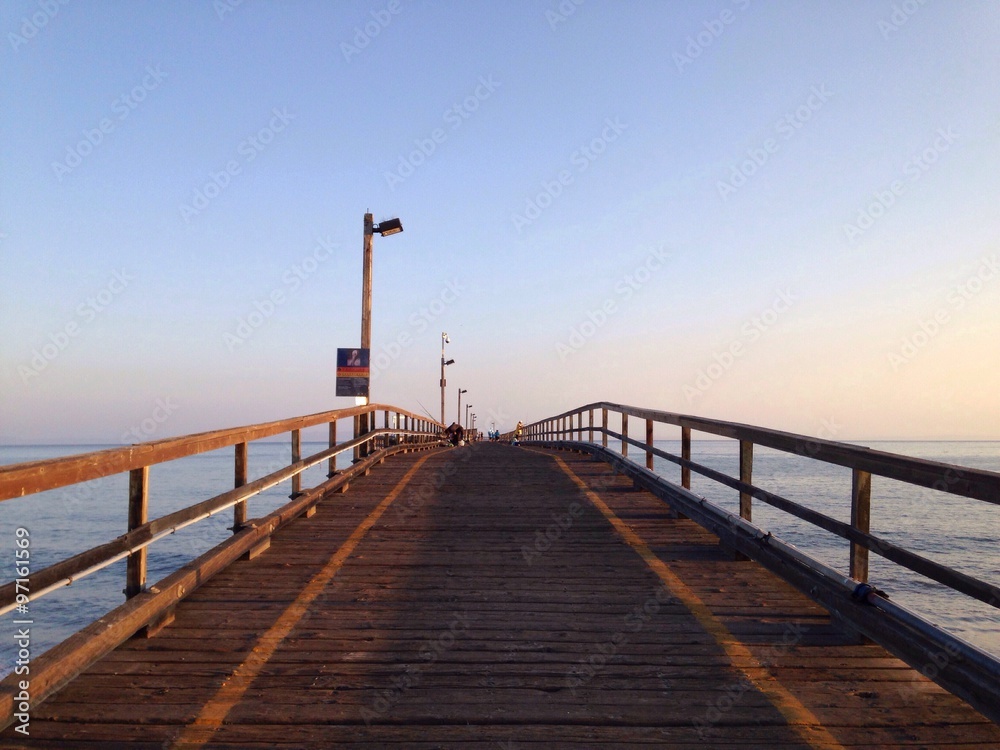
2, 0, 999, 443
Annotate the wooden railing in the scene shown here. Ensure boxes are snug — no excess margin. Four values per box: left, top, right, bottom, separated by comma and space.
517, 401, 1000, 722
1, 403, 444, 729
0, 403, 442, 615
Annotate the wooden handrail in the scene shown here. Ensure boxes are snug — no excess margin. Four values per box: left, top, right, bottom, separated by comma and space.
520, 401, 999, 607
0, 403, 441, 502
0, 405, 443, 614
529, 401, 1000, 503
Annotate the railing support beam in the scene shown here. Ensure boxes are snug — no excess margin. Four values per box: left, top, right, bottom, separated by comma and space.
234, 442, 248, 531
291, 429, 301, 497
851, 469, 872, 582
125, 467, 149, 599
645, 418, 654, 470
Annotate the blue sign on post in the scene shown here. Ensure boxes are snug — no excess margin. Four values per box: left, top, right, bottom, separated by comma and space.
336, 348, 370, 397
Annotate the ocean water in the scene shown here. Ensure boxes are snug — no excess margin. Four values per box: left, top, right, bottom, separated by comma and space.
0, 440, 997, 679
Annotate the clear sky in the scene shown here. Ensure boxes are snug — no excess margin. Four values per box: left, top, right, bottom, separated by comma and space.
2, 0, 999, 444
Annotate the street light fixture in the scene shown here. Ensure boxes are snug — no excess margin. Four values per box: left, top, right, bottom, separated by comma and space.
374, 218, 403, 236
465, 403, 472, 429
440, 332, 454, 425
457, 389, 467, 427
357, 212, 403, 458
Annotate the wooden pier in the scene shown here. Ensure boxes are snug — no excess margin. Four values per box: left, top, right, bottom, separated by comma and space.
3, 440, 998, 748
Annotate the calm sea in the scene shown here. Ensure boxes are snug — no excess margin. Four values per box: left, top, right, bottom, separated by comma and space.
1, 440, 998, 679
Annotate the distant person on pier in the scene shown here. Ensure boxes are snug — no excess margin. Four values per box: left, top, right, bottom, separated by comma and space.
513, 421, 523, 445
444, 422, 465, 446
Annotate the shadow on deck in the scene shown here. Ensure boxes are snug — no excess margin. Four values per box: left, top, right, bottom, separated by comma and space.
3, 443, 998, 749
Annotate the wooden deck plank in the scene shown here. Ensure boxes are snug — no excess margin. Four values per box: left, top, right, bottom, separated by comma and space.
2, 444, 997, 748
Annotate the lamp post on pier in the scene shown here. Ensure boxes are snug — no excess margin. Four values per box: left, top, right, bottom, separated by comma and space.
440, 332, 454, 426
457, 388, 467, 428
357, 212, 403, 457
465, 403, 472, 429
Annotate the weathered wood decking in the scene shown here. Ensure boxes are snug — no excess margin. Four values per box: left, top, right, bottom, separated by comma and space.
3, 444, 998, 748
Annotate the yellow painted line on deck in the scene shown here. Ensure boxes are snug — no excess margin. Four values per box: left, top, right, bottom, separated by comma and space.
539, 449, 845, 750
170, 453, 434, 750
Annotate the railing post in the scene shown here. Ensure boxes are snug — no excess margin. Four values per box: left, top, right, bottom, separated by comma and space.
353, 414, 361, 463
126, 466, 149, 599
851, 469, 872, 582
327, 420, 337, 476
602, 408, 608, 448
588, 408, 594, 443
621, 413, 628, 458
234, 442, 248, 530
681, 426, 691, 489
645, 418, 654, 470
384, 410, 390, 448
739, 440, 753, 522
291, 429, 301, 497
